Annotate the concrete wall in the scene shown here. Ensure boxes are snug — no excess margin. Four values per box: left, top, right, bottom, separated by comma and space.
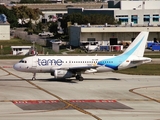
121, 1, 160, 10
0, 24, 10, 40
52, 43, 59, 53
16, 3, 108, 10
80, 26, 159, 32
14, 29, 46, 46
80, 32, 108, 42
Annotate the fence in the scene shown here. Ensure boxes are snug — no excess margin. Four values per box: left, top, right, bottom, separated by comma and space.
14, 29, 46, 46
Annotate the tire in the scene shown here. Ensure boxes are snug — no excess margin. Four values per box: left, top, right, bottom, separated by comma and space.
76, 75, 80, 80
79, 77, 84, 81
32, 77, 36, 80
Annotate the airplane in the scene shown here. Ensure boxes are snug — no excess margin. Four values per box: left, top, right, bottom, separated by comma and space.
13, 31, 152, 81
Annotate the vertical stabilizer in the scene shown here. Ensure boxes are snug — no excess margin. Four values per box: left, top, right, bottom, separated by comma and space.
122, 31, 149, 57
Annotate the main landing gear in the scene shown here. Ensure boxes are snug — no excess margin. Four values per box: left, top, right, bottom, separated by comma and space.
32, 73, 36, 80
75, 74, 84, 81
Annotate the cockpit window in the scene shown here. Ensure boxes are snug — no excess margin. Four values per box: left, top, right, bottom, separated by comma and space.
19, 60, 27, 63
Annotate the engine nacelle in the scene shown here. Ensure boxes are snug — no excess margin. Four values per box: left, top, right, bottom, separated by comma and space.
51, 70, 74, 78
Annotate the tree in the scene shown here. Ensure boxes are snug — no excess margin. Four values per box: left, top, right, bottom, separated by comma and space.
49, 22, 58, 34
48, 15, 53, 22
64, 13, 116, 25
27, 8, 43, 22
0, 5, 18, 28
12, 6, 28, 25
61, 13, 117, 35
12, 6, 43, 27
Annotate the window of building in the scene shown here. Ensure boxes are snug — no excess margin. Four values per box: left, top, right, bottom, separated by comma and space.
153, 14, 159, 22
87, 38, 95, 42
119, 18, 128, 23
131, 15, 138, 24
116, 15, 129, 23
143, 15, 150, 22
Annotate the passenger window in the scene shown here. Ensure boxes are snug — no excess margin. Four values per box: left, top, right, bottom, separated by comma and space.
19, 60, 23, 63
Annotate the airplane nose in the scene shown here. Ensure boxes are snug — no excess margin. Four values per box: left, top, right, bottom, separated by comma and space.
13, 63, 20, 71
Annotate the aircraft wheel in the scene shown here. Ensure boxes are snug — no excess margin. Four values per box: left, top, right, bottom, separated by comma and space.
76, 75, 84, 81
32, 77, 36, 80
76, 75, 80, 80
79, 77, 84, 81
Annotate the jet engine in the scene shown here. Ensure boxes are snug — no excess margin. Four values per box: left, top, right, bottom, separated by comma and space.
51, 70, 74, 78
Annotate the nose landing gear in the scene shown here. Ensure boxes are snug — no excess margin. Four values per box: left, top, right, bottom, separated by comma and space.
32, 73, 36, 80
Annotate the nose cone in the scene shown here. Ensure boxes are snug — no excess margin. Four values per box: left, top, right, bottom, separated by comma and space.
13, 63, 21, 71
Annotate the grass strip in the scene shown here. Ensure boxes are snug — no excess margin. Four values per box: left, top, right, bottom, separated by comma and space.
115, 64, 160, 75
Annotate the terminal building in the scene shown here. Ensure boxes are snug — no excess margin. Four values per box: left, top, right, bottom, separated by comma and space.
68, 0, 160, 26
68, 0, 160, 47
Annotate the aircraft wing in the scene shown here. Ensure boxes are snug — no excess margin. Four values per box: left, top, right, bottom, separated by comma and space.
51, 64, 100, 71
68, 65, 99, 70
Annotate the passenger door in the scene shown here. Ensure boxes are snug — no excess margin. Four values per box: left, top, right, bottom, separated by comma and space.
32, 56, 37, 68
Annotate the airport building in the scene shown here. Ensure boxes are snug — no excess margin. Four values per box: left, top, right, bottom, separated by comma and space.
68, 0, 160, 26
0, 14, 10, 40
68, 0, 160, 47
69, 24, 160, 47
11, 46, 32, 55
0, 23, 10, 40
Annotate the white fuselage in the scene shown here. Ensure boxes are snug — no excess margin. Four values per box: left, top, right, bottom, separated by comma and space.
13, 55, 151, 74
14, 56, 115, 73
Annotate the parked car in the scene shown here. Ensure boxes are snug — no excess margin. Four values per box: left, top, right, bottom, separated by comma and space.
38, 31, 53, 37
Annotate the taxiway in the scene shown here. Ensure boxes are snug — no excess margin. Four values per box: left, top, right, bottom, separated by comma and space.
0, 60, 160, 120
